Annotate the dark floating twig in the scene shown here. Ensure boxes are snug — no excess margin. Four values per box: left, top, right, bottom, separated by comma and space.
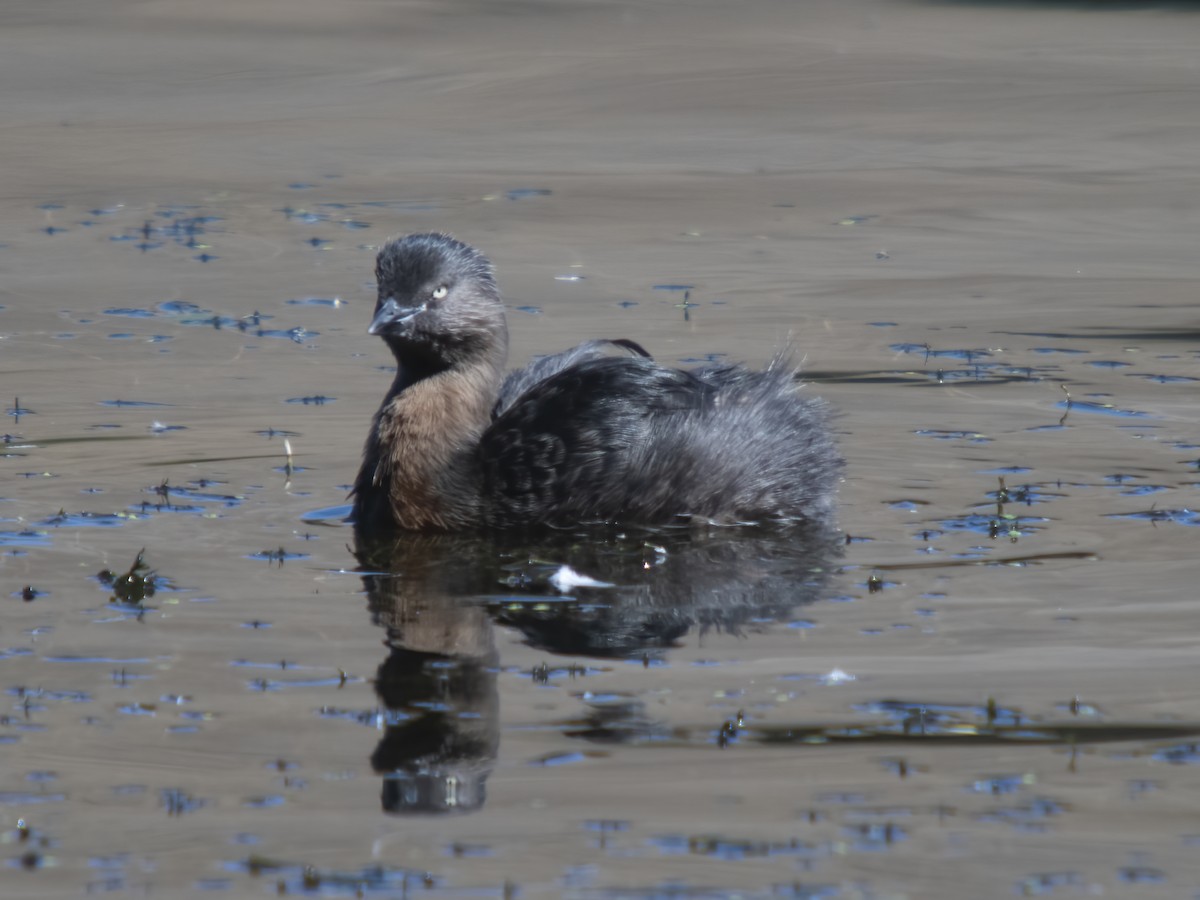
871, 550, 1097, 572
750, 720, 1200, 747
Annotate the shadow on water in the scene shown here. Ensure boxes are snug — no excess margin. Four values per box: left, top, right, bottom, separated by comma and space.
352, 524, 843, 815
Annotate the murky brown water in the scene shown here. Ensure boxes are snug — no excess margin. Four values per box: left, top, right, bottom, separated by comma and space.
4, 0, 1200, 896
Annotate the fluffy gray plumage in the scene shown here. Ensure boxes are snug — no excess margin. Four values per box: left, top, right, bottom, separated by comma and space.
351, 232, 841, 533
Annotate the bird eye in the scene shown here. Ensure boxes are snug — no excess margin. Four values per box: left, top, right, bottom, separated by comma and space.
431, 285, 449, 300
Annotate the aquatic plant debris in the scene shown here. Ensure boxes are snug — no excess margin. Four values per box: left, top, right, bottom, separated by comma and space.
98, 550, 158, 608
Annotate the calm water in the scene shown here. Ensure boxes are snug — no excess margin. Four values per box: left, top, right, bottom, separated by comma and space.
3, 1, 1200, 897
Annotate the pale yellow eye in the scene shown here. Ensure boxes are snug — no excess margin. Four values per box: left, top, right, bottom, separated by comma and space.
431, 285, 448, 300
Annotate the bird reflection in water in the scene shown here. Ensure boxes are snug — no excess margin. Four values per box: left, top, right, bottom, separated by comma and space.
354, 523, 841, 814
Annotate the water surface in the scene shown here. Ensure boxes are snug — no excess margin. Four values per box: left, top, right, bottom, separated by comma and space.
3, 1, 1200, 897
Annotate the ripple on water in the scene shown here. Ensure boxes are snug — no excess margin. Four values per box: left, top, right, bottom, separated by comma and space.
39, 512, 138, 528
143, 485, 245, 508
158, 300, 204, 315
914, 429, 992, 444
160, 788, 205, 815
1152, 742, 1200, 764
316, 706, 408, 727
1015, 871, 1084, 895
222, 854, 442, 896
1056, 400, 1152, 418
983, 485, 1060, 505
98, 399, 173, 408
42, 655, 151, 664
646, 833, 820, 861
938, 513, 1048, 536
844, 822, 907, 852
256, 327, 318, 343
300, 504, 352, 524
242, 795, 285, 809
193, 878, 233, 891
1119, 485, 1170, 496
286, 297, 343, 307
361, 199, 440, 212
890, 344, 992, 362
1117, 867, 1166, 884
530, 751, 588, 767
246, 549, 310, 563
0, 530, 50, 547
0, 797, 64, 820
444, 841, 493, 858
1132, 373, 1198, 384
1106, 509, 1199, 527
967, 774, 1031, 795
285, 395, 334, 406
505, 188, 552, 200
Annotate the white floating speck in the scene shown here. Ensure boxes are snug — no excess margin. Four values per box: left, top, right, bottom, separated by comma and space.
549, 565, 614, 593
819, 668, 856, 686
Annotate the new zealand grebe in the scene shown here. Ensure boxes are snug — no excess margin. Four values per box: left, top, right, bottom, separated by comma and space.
351, 233, 840, 533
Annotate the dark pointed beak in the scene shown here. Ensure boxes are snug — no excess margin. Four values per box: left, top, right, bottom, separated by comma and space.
368, 297, 425, 336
